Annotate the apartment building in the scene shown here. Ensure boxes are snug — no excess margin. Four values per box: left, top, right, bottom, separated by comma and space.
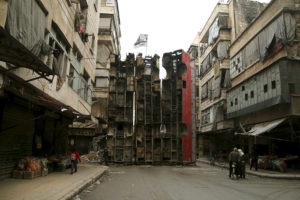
0, 0, 100, 179
92, 0, 121, 126
197, 0, 266, 157
227, 0, 300, 157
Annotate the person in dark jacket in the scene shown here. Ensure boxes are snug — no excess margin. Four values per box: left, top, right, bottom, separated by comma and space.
250, 145, 258, 171
70, 148, 81, 175
103, 147, 109, 166
229, 147, 240, 178
238, 149, 246, 178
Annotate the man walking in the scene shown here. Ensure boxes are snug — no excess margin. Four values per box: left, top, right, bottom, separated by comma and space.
250, 145, 258, 171
103, 147, 109, 166
70, 148, 81, 175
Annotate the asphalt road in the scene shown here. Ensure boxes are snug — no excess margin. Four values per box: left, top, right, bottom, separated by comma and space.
79, 163, 300, 200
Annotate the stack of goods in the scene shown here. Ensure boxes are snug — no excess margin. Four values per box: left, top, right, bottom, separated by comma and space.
13, 157, 48, 179
41, 158, 48, 176
24, 157, 41, 179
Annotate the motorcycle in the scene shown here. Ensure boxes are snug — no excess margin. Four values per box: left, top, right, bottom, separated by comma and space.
230, 162, 239, 179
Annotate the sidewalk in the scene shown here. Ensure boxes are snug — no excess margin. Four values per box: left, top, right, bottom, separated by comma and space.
197, 158, 300, 180
0, 164, 108, 200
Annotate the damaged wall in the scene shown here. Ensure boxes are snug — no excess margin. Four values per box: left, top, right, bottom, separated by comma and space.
232, 0, 267, 39
107, 54, 135, 163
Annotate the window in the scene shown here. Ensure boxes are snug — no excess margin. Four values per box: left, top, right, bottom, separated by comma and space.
72, 45, 82, 63
196, 86, 199, 97
95, 77, 109, 88
83, 70, 89, 82
289, 83, 295, 94
264, 84, 268, 93
251, 91, 254, 98
245, 93, 248, 101
231, 101, 233, 107
48, 23, 70, 88
201, 83, 208, 100
183, 80, 186, 89
235, 98, 238, 105
272, 81, 276, 89
242, 86, 245, 91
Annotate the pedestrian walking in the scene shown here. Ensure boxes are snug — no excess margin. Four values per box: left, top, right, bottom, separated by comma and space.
250, 145, 258, 171
103, 147, 109, 166
70, 148, 81, 175
238, 149, 246, 178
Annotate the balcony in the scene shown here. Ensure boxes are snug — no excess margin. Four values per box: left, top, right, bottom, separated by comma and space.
98, 15, 119, 55
0, 1, 54, 81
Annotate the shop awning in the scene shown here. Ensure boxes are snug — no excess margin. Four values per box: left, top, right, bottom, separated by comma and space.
236, 118, 287, 136
0, 27, 55, 81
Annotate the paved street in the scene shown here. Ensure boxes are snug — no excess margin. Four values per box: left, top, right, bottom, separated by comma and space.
79, 163, 300, 200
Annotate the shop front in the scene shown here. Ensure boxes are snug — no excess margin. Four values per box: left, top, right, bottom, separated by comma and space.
236, 117, 300, 172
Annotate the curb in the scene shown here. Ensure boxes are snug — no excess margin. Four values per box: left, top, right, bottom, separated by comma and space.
197, 160, 300, 180
62, 168, 108, 200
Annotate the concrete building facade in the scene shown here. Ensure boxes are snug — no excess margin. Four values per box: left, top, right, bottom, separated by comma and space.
227, 0, 300, 158
196, 0, 267, 158
0, 0, 101, 179
92, 0, 121, 126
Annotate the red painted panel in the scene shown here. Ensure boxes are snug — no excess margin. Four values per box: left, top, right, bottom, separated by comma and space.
181, 52, 193, 164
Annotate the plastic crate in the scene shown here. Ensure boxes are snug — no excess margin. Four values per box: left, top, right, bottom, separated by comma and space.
24, 171, 35, 179
12, 170, 24, 179
42, 169, 48, 176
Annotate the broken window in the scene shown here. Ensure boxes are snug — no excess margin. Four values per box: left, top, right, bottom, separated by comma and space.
258, 13, 295, 62
48, 23, 70, 90
68, 64, 79, 92
208, 14, 228, 45
201, 83, 208, 100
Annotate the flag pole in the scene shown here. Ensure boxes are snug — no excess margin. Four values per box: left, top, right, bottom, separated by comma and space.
145, 39, 148, 56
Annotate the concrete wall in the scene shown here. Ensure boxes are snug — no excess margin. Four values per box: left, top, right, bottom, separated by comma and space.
230, 0, 296, 57
227, 63, 282, 116
230, 0, 266, 41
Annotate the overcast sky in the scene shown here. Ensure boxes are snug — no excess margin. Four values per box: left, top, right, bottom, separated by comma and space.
118, 0, 270, 77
